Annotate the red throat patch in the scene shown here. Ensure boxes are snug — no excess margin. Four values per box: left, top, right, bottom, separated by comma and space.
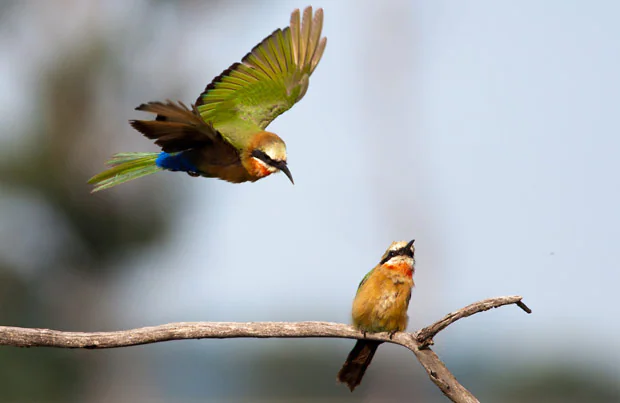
250, 158, 273, 179
385, 262, 413, 278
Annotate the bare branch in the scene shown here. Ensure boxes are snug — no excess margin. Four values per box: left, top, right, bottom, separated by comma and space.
415, 295, 531, 347
0, 295, 530, 403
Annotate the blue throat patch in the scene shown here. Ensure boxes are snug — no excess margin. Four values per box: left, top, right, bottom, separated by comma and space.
155, 152, 199, 173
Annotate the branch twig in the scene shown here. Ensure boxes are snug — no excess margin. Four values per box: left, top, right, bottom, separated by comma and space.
415, 295, 532, 347
0, 295, 530, 403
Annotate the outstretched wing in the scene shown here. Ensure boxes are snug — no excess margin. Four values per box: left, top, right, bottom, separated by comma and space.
195, 6, 326, 138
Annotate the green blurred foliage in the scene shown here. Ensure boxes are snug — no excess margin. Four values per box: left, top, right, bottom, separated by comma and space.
0, 9, 170, 402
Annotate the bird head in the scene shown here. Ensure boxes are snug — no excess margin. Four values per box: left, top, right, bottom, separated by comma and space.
380, 239, 415, 268
246, 131, 294, 184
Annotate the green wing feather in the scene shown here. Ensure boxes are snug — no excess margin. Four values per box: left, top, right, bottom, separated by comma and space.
195, 6, 327, 146
357, 268, 375, 294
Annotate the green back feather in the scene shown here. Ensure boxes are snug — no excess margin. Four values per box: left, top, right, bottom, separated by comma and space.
88, 152, 161, 192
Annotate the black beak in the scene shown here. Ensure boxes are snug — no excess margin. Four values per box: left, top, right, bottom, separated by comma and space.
251, 149, 295, 185
405, 239, 415, 256
276, 161, 294, 185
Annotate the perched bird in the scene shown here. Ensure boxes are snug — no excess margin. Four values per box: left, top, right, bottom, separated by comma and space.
337, 240, 416, 392
88, 6, 326, 192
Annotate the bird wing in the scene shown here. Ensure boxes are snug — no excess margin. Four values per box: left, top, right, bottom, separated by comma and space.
357, 268, 375, 293
130, 100, 224, 153
194, 6, 326, 142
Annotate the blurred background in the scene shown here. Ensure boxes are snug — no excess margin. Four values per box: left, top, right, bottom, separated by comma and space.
0, 0, 619, 402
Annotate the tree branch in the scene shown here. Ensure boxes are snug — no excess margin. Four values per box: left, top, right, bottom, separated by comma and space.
0, 295, 530, 403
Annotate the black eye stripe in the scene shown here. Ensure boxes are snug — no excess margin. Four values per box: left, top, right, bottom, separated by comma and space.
379, 246, 414, 265
252, 149, 280, 166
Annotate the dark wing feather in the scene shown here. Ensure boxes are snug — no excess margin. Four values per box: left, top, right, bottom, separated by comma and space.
130, 100, 221, 153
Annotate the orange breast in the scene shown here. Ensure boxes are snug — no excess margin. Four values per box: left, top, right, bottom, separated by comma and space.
351, 266, 414, 333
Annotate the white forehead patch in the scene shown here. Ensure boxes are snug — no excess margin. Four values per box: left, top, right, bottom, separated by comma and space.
387, 241, 410, 252
261, 143, 287, 162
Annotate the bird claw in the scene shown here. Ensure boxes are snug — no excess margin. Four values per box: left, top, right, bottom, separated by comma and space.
389, 331, 397, 340
187, 171, 200, 177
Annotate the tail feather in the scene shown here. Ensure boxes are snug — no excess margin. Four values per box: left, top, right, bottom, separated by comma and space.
88, 152, 161, 192
337, 340, 382, 392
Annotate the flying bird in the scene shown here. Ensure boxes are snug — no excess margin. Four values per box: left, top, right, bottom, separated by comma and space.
89, 6, 326, 192
337, 240, 416, 392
